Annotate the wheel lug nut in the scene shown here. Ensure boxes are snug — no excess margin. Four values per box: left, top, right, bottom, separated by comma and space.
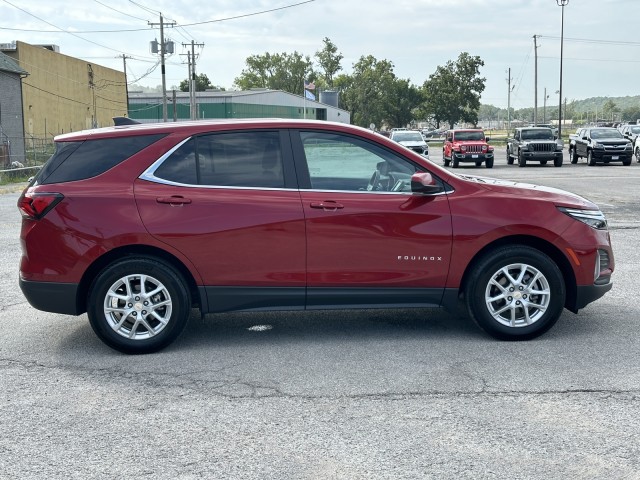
509, 288, 514, 292
142, 310, 147, 315
516, 301, 521, 305
508, 297, 512, 301
135, 296, 140, 301
519, 286, 524, 291
144, 301, 148, 306
128, 303, 133, 307
132, 311, 137, 316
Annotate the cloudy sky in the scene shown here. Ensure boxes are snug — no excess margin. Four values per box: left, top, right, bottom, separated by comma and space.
1, 0, 638, 109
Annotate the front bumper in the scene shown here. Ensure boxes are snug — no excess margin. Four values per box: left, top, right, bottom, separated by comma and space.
522, 151, 563, 162
591, 150, 632, 162
452, 152, 494, 163
570, 281, 613, 312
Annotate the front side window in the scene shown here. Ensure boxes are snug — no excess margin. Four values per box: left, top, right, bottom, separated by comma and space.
299, 131, 419, 192
154, 131, 284, 188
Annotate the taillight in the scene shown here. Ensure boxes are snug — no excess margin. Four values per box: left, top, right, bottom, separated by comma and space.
18, 191, 64, 219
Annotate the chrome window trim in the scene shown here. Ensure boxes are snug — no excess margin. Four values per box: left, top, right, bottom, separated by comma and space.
139, 136, 449, 196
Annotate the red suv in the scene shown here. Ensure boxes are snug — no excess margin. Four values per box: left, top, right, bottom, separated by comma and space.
443, 129, 494, 168
18, 119, 614, 353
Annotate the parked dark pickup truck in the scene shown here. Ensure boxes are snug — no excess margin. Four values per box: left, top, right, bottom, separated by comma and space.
506, 127, 563, 167
571, 127, 633, 166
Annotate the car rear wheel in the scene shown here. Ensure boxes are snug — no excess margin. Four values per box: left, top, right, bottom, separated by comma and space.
87, 257, 191, 354
571, 147, 579, 164
507, 147, 514, 165
465, 246, 565, 340
587, 150, 596, 166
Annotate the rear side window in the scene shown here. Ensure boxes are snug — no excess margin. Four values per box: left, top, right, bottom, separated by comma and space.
37, 134, 166, 185
154, 131, 284, 188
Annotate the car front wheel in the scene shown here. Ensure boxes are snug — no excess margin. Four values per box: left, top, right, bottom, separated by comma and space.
87, 257, 191, 354
465, 246, 565, 340
587, 150, 596, 166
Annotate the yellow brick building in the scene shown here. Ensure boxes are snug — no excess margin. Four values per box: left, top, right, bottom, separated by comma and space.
1, 41, 127, 139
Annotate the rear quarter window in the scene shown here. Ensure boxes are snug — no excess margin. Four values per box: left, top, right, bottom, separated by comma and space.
37, 134, 166, 185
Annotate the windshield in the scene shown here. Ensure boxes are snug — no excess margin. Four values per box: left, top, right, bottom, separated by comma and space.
393, 132, 425, 143
454, 131, 485, 141
521, 129, 553, 140
630, 126, 640, 134
591, 129, 623, 139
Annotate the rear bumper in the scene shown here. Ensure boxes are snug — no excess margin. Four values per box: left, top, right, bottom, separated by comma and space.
19, 278, 82, 315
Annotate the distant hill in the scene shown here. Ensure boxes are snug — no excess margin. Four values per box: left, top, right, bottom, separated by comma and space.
481, 95, 640, 123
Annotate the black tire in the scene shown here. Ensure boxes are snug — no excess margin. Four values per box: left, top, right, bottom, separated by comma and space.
452, 157, 459, 168
587, 150, 596, 166
518, 150, 526, 167
475, 161, 482, 167
540, 160, 548, 165
554, 155, 563, 167
623, 157, 631, 166
635, 147, 640, 163
507, 147, 514, 165
87, 257, 191, 354
464, 246, 565, 340
571, 147, 579, 164
485, 158, 494, 168
443, 149, 450, 167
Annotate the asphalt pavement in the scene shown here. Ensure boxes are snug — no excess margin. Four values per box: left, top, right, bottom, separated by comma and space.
1, 155, 639, 479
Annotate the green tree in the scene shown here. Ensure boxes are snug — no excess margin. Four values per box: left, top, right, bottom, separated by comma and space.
384, 79, 422, 128
178, 73, 216, 92
233, 51, 314, 95
315, 37, 343, 88
421, 52, 485, 128
338, 55, 398, 128
601, 99, 620, 121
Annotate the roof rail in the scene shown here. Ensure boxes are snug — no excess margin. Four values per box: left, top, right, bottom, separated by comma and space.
112, 117, 141, 126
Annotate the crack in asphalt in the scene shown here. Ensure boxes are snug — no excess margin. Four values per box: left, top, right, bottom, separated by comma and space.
1, 357, 638, 401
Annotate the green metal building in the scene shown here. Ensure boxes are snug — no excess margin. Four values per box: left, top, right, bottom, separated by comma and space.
128, 89, 349, 124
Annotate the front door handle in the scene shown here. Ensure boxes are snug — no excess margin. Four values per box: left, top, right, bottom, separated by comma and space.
310, 201, 344, 211
156, 196, 192, 206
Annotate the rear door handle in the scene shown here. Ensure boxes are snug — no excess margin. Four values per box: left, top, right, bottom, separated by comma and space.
156, 196, 192, 206
310, 201, 344, 211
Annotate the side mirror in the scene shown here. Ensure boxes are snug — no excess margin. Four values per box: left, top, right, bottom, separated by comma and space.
582, 136, 588, 140
485, 136, 490, 142
411, 172, 442, 195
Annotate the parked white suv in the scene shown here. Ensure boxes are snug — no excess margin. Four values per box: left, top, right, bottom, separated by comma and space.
389, 130, 429, 158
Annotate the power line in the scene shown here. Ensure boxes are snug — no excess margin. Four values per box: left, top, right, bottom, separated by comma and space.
537, 35, 640, 47
93, 0, 149, 22
1, 0, 316, 33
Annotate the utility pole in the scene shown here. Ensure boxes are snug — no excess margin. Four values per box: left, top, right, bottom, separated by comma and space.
506, 68, 514, 131
181, 40, 204, 121
149, 13, 176, 122
533, 35, 538, 126
119, 54, 132, 116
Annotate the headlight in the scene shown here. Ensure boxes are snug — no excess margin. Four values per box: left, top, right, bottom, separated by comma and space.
625, 143, 632, 150
593, 142, 604, 149
555, 142, 563, 151
557, 207, 608, 230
